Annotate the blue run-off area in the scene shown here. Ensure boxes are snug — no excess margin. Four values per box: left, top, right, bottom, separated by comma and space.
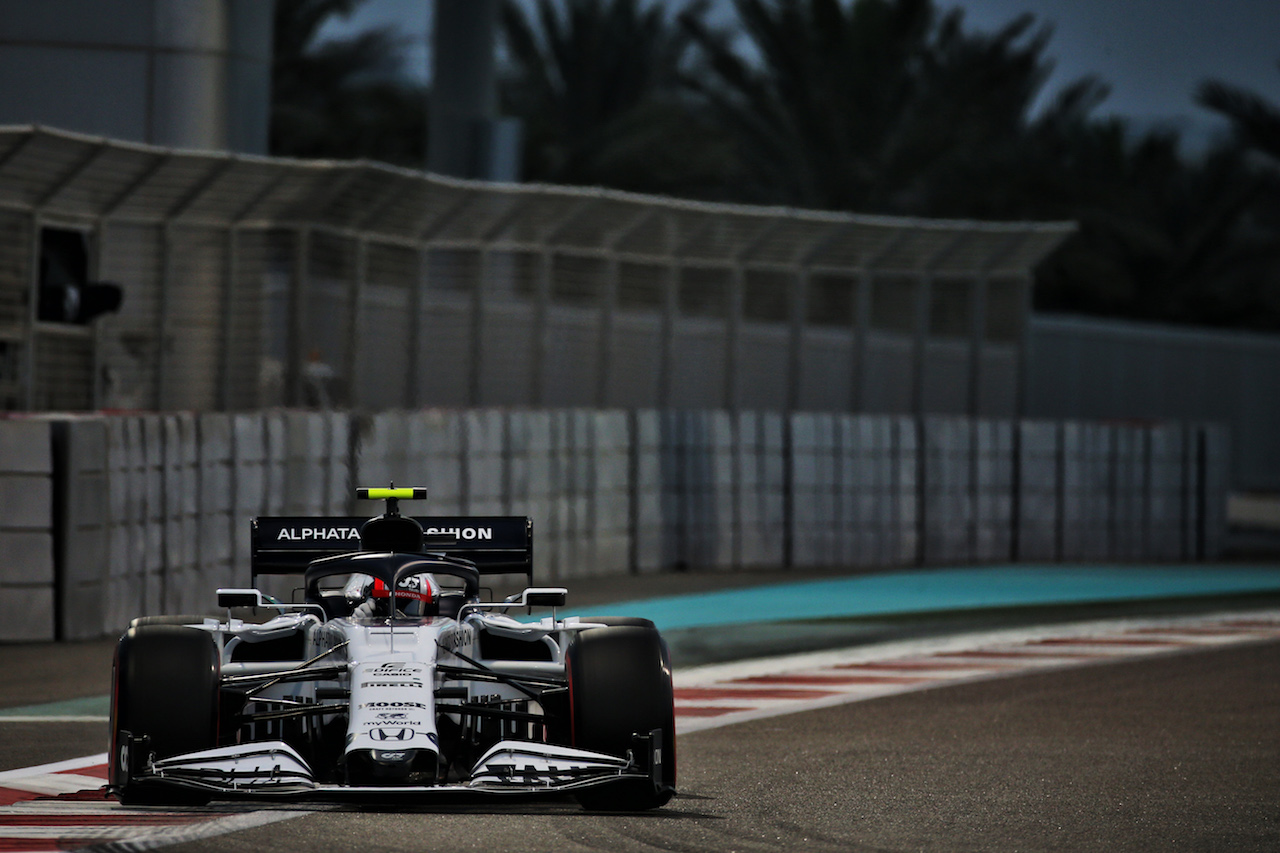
560, 565, 1280, 633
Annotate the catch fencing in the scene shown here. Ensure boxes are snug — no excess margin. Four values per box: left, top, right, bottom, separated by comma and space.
1027, 314, 1280, 493
0, 125, 1071, 418
0, 408, 1227, 641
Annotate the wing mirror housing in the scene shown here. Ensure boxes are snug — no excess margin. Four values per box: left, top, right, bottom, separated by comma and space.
217, 588, 264, 608
521, 588, 567, 608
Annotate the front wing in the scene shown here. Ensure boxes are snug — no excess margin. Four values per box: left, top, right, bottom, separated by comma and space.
115, 731, 668, 801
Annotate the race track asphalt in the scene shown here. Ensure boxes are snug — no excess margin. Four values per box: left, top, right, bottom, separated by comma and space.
2, 564, 1279, 850
130, 639, 1280, 853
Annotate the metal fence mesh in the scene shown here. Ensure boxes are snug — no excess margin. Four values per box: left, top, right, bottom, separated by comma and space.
0, 209, 30, 408
0, 125, 1074, 415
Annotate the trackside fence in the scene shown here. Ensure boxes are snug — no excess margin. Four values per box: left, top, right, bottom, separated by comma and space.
0, 409, 1228, 641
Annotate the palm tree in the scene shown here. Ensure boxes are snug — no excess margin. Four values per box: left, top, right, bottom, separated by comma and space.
489, 0, 1277, 330
1190, 62, 1280, 329
1034, 128, 1278, 326
271, 0, 427, 165
676, 0, 1067, 214
1015, 75, 1279, 330
499, 0, 733, 196
673, 0, 1280, 329
1197, 61, 1280, 163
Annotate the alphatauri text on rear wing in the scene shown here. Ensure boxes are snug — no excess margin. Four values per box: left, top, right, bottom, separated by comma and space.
250, 515, 533, 584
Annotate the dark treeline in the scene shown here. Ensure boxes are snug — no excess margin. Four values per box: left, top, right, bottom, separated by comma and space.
272, 0, 1280, 332
271, 0, 428, 164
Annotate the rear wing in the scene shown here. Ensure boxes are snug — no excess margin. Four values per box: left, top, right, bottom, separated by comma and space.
250, 516, 533, 585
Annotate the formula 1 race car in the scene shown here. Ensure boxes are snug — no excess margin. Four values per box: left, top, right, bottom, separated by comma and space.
108, 487, 675, 810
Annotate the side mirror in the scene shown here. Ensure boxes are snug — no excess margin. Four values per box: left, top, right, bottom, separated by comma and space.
521, 588, 567, 608
217, 588, 263, 608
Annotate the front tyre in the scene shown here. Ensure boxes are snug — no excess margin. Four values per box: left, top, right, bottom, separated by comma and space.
109, 625, 220, 805
566, 625, 676, 810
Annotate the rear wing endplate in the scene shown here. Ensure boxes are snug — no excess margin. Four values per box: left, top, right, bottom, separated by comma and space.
251, 516, 533, 585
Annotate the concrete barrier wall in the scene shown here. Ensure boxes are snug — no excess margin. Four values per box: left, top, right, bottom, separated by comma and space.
544, 410, 589, 578
839, 416, 889, 568
922, 417, 974, 565
893, 416, 920, 566
1060, 422, 1112, 562
0, 420, 54, 641
1201, 424, 1230, 559
736, 410, 786, 568
593, 411, 632, 578
665, 410, 724, 570
56, 418, 109, 641
791, 413, 838, 568
1016, 421, 1060, 561
1112, 425, 1147, 561
1148, 424, 1188, 562
0, 410, 1232, 640
974, 420, 1014, 564
513, 410, 559, 578
632, 410, 665, 573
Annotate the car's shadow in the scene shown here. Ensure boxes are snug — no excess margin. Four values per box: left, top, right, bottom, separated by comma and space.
339, 791, 721, 820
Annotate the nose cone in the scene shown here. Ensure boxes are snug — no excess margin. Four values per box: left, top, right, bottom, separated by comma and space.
346, 745, 441, 785
345, 654, 443, 785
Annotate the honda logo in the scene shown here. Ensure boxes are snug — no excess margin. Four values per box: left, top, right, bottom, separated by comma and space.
370, 728, 414, 741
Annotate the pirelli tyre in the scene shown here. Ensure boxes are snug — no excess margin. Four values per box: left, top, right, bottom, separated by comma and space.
566, 625, 676, 810
109, 625, 220, 805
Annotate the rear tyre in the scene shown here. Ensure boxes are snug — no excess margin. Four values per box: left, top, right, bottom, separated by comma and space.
110, 625, 220, 805
566, 625, 675, 811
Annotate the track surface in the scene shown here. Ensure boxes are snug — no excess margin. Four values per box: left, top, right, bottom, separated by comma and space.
1, 619, 1278, 850
152, 638, 1278, 853
3, 567, 1279, 852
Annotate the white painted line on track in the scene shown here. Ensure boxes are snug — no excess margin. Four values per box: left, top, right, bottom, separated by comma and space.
0, 754, 107, 782
1, 773, 107, 796
0, 754, 318, 853
0, 715, 109, 723
674, 609, 1280, 734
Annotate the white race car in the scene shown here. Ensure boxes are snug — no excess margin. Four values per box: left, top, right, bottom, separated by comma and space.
109, 487, 675, 810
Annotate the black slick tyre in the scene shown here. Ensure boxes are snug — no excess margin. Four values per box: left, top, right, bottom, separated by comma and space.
109, 625, 220, 805
566, 625, 676, 810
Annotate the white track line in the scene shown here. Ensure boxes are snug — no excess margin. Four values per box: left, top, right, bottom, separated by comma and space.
674, 609, 1280, 734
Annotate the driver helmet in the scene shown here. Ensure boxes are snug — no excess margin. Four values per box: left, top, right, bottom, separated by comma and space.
371, 574, 437, 617
344, 572, 438, 617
